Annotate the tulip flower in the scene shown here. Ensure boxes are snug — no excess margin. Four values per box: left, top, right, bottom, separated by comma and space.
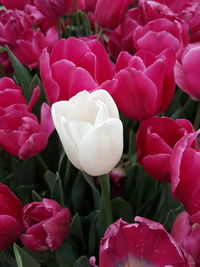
136, 117, 194, 182
175, 43, 200, 100
172, 211, 200, 266
133, 18, 189, 56
51, 90, 123, 176
40, 43, 98, 104
0, 103, 54, 159
0, 184, 23, 251
90, 217, 193, 267
94, 0, 130, 30
170, 130, 200, 215
20, 198, 72, 251
102, 49, 175, 121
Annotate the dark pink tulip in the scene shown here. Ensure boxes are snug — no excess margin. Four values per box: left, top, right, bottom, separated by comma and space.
136, 117, 194, 182
90, 217, 194, 267
0, 9, 32, 46
175, 43, 200, 100
134, 18, 189, 56
0, 103, 54, 159
170, 130, 200, 215
40, 38, 108, 103
0, 184, 23, 251
12, 28, 48, 68
20, 199, 71, 251
172, 211, 200, 266
0, 77, 26, 108
0, 0, 31, 10
34, 0, 67, 20
102, 49, 175, 121
94, 0, 130, 30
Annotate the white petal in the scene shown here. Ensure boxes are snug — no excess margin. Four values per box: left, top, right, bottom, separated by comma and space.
68, 90, 98, 123
51, 101, 68, 131
94, 100, 110, 125
91, 89, 119, 118
60, 118, 93, 171
79, 118, 123, 176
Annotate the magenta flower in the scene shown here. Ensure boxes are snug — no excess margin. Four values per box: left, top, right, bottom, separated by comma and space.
170, 130, 200, 215
94, 0, 130, 30
172, 211, 200, 266
90, 217, 194, 267
134, 18, 189, 56
20, 199, 72, 251
40, 37, 115, 103
0, 184, 23, 251
175, 43, 200, 100
0, 0, 30, 10
102, 48, 175, 121
136, 117, 194, 182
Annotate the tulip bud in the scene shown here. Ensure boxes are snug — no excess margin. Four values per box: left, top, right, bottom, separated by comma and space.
51, 89, 123, 176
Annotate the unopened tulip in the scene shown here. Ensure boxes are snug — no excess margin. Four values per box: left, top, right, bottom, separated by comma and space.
0, 184, 23, 251
90, 217, 193, 267
20, 199, 71, 251
175, 43, 200, 100
51, 90, 123, 176
136, 117, 194, 182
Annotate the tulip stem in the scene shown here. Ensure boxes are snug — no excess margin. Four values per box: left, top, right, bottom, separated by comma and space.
74, 0, 81, 35
99, 174, 113, 225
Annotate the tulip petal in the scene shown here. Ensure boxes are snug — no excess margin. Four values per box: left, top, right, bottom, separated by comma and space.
79, 118, 123, 176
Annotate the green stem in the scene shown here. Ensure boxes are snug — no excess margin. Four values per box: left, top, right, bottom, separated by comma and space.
74, 0, 81, 35
194, 101, 200, 130
99, 174, 113, 225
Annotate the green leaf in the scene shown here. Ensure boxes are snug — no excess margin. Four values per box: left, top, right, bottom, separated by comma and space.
12, 158, 35, 185
51, 172, 65, 206
0, 249, 17, 267
44, 170, 57, 194
87, 210, 99, 256
13, 244, 40, 267
56, 241, 78, 267
73, 256, 89, 267
69, 213, 85, 252
71, 172, 87, 212
82, 172, 101, 209
32, 190, 43, 201
6, 47, 32, 100
112, 197, 134, 222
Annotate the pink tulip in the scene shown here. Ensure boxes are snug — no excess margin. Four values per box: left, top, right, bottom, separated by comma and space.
0, 103, 54, 159
0, 184, 23, 251
0, 9, 32, 46
90, 217, 194, 267
33, 0, 67, 20
20, 199, 71, 251
170, 130, 200, 215
172, 211, 200, 266
94, 0, 130, 30
134, 18, 189, 55
175, 43, 200, 100
85, 0, 97, 11
101, 48, 175, 121
12, 28, 48, 68
136, 117, 194, 182
40, 38, 113, 103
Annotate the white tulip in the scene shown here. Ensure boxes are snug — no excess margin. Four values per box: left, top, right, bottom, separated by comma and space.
51, 90, 123, 176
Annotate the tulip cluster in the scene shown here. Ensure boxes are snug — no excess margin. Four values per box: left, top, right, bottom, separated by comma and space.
0, 0, 200, 266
